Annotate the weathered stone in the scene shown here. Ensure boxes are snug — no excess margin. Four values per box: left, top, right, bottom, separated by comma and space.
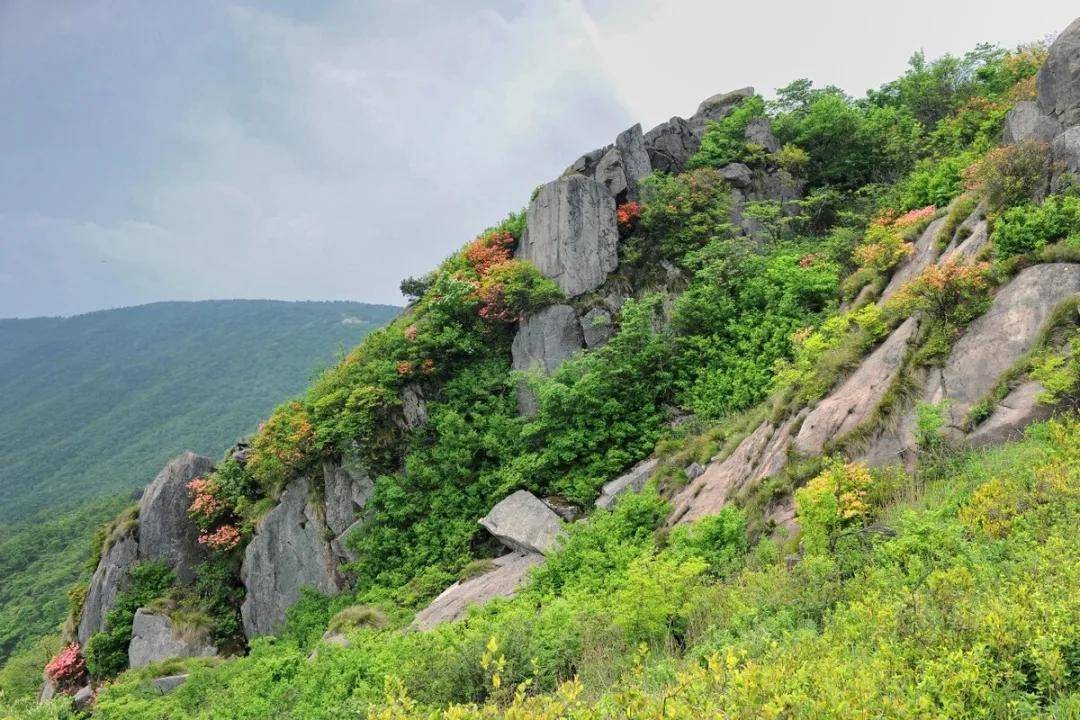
595, 458, 658, 510
516, 175, 618, 298
78, 530, 138, 645
755, 168, 804, 207
684, 462, 705, 481
579, 307, 614, 348
937, 264, 1080, 427
37, 674, 56, 703
942, 219, 989, 263
541, 496, 585, 522
670, 411, 804, 526
72, 685, 94, 710
1037, 17, 1080, 127
744, 116, 780, 152
401, 383, 428, 429
880, 217, 945, 303
479, 490, 564, 556
795, 317, 920, 456
594, 147, 629, 199
150, 674, 189, 695
330, 519, 364, 564
1003, 101, 1062, 144
1051, 126, 1080, 191
512, 304, 584, 374
615, 123, 652, 199
967, 381, 1057, 449
322, 456, 374, 539
229, 440, 252, 467
138, 452, 214, 584
322, 631, 352, 648
691, 87, 754, 127
718, 162, 753, 189
643, 116, 700, 173
240, 477, 343, 638
563, 146, 608, 178
413, 552, 544, 630
128, 609, 216, 669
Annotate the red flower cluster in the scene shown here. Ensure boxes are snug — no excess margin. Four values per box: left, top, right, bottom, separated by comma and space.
403, 324, 418, 341
397, 360, 413, 376
198, 524, 242, 551
187, 477, 225, 523
420, 359, 436, 374
617, 201, 641, 230
45, 643, 87, 692
465, 230, 514, 274
799, 253, 816, 268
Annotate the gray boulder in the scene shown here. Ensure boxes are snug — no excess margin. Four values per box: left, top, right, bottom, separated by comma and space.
966, 381, 1056, 449
744, 116, 780, 153
595, 458, 658, 510
691, 87, 754, 128
615, 123, 652, 199
719, 163, 753, 189
643, 116, 701, 173
1038, 17, 1080, 127
78, 529, 138, 645
934, 264, 1080, 427
72, 685, 94, 711
1003, 101, 1062, 144
138, 452, 214, 584
593, 147, 629, 199
151, 674, 190, 695
322, 456, 374, 540
516, 175, 618, 298
512, 304, 584, 375
1052, 126, 1080, 191
240, 476, 343, 638
128, 609, 216, 669
479, 490, 564, 556
564, 146, 608, 179
579, 307, 614, 348
942, 219, 989, 263
880, 217, 945, 303
795, 317, 920, 456
400, 383, 428, 429
414, 552, 544, 630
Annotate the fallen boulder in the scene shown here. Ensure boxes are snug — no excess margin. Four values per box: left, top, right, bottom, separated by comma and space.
128, 609, 216, 669
413, 552, 544, 630
479, 490, 564, 556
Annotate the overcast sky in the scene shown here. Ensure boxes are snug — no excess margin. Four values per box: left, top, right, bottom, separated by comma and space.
2, 0, 1076, 318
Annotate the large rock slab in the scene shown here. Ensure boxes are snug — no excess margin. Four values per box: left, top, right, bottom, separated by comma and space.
413, 552, 544, 630
795, 317, 920, 456
689, 87, 754, 131
1038, 17, 1080, 127
593, 147, 629, 200
744, 116, 780, 153
880, 217, 945, 303
966, 381, 1057, 449
151, 674, 190, 695
595, 458, 658, 510
934, 263, 1080, 427
615, 123, 652, 200
1003, 101, 1062, 144
323, 456, 374, 539
78, 530, 138, 645
512, 304, 584, 375
240, 477, 343, 638
643, 116, 701, 174
479, 490, 564, 556
670, 411, 804, 526
138, 452, 214, 584
128, 609, 216, 669
942, 219, 989, 263
516, 175, 618, 298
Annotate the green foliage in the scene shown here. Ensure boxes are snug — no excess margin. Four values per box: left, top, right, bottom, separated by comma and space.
1030, 339, 1080, 405
915, 400, 951, 451
665, 506, 747, 576
965, 140, 1050, 211
993, 195, 1080, 258
689, 96, 767, 168
84, 562, 174, 679
893, 151, 977, 210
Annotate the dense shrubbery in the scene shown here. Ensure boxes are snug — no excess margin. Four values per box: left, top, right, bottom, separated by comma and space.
83, 562, 174, 679
690, 95, 767, 168
994, 195, 1080, 258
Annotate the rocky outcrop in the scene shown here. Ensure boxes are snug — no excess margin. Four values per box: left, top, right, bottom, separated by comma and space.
616, 124, 652, 200
1051, 126, 1080, 191
77, 529, 138, 645
670, 411, 805, 526
595, 458, 658, 510
512, 305, 584, 374
744, 117, 780, 153
128, 609, 216, 668
966, 381, 1056, 449
1003, 101, 1062, 144
240, 477, 344, 638
930, 264, 1080, 429
644, 117, 700, 174
691, 87, 754, 129
795, 317, 920, 456
880, 218, 945, 303
479, 490, 564, 556
719, 162, 753, 189
579, 307, 614, 348
400, 384, 428, 429
516, 175, 618, 298
942, 218, 989, 263
138, 452, 214, 584
323, 455, 374, 563
1038, 17, 1080, 127
413, 552, 544, 630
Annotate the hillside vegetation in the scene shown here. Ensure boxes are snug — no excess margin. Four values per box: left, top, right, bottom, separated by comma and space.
10, 27, 1080, 720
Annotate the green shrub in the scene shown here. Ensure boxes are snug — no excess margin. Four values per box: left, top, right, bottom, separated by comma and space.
993, 195, 1080, 258
84, 562, 174, 679
327, 605, 388, 634
690, 95, 767, 168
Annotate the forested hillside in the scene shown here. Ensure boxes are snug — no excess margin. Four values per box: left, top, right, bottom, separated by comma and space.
10, 17, 1080, 720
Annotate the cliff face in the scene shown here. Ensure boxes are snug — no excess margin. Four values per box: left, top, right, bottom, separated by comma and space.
59, 18, 1080, 705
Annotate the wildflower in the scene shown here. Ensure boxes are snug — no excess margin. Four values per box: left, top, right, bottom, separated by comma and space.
45, 643, 87, 692
403, 324, 418, 341
198, 524, 242, 551
397, 360, 413, 376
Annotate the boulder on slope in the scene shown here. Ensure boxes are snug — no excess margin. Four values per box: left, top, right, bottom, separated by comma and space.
240, 476, 344, 638
1003, 101, 1062, 144
595, 458, 658, 510
137, 452, 214, 584
413, 552, 544, 630
479, 490, 564, 556
966, 381, 1057, 449
78, 527, 138, 645
128, 609, 216, 669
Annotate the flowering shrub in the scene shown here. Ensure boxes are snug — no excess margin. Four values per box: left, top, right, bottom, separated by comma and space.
962, 139, 1049, 210
403, 324, 418, 341
887, 257, 990, 326
616, 201, 641, 231
198, 524, 242, 552
465, 230, 514, 274
476, 260, 561, 322
186, 476, 227, 529
247, 401, 316, 493
853, 205, 935, 271
396, 360, 413, 376
45, 643, 87, 692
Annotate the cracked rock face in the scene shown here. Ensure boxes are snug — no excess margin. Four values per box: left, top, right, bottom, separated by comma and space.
1003, 101, 1062, 144
322, 455, 374, 564
78, 530, 138, 645
966, 381, 1057, 449
138, 452, 214, 584
128, 609, 216, 668
1038, 17, 1080, 127
240, 476, 343, 638
479, 490, 564, 556
413, 552, 544, 630
516, 175, 618, 298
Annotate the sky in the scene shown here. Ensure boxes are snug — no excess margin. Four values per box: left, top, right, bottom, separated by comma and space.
1, 0, 1076, 319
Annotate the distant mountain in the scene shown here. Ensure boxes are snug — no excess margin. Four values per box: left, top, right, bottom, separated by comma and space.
0, 300, 399, 521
